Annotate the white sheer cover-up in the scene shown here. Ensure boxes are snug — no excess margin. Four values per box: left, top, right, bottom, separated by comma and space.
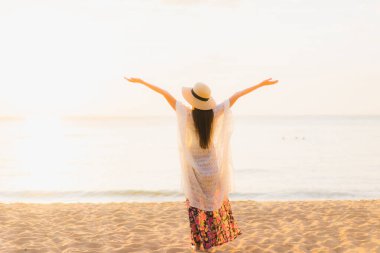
175, 98, 235, 211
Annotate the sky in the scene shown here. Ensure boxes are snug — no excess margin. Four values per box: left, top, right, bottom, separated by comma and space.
0, 0, 379, 117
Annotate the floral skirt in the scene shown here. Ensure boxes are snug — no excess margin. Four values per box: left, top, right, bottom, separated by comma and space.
185, 197, 242, 250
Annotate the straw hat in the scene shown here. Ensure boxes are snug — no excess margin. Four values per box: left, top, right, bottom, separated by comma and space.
182, 82, 216, 110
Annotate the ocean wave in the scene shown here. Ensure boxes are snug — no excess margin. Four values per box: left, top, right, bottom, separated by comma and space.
0, 189, 379, 203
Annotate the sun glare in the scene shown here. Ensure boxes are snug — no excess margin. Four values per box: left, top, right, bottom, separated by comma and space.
12, 115, 72, 191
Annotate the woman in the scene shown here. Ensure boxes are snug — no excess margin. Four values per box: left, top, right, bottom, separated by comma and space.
124, 76, 279, 251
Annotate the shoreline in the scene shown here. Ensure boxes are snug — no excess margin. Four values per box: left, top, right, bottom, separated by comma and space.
1, 198, 379, 204
0, 199, 379, 252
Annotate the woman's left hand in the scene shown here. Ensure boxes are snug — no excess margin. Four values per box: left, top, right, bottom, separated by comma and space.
124, 76, 145, 84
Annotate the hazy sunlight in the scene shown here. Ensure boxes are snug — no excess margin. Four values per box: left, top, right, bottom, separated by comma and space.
12, 115, 72, 191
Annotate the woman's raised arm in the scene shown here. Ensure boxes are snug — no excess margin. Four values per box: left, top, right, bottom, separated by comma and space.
229, 78, 279, 107
124, 76, 176, 111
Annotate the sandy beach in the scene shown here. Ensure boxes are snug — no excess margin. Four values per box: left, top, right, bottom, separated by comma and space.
0, 200, 379, 252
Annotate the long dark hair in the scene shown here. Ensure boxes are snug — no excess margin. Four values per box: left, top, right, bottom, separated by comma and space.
192, 108, 214, 149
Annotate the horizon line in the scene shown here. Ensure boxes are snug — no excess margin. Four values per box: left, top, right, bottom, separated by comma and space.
1, 114, 380, 120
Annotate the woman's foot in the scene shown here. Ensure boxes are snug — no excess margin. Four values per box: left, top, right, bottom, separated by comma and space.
191, 244, 200, 251
191, 244, 214, 252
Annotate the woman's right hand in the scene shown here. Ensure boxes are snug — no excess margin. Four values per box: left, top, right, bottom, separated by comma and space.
260, 78, 279, 86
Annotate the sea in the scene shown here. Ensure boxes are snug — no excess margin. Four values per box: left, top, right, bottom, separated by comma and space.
0, 115, 379, 203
